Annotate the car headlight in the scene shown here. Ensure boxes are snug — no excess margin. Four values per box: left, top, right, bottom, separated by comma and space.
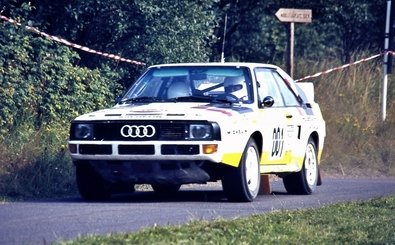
74, 124, 94, 140
189, 124, 212, 140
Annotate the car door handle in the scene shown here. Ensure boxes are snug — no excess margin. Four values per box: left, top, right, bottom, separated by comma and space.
286, 114, 293, 119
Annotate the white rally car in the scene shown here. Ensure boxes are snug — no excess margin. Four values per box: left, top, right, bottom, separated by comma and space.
68, 63, 326, 202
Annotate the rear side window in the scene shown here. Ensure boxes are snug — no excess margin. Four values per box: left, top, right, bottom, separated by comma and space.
272, 72, 300, 106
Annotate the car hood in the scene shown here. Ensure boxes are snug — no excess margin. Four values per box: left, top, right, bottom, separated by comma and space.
73, 102, 253, 121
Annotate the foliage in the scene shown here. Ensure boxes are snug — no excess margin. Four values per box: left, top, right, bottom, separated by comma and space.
135, 0, 218, 64
0, 4, 121, 137
10, 0, 218, 87
0, 4, 121, 198
2, 0, 387, 66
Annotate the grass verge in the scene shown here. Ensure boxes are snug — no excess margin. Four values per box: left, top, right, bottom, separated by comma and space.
0, 123, 77, 199
60, 195, 395, 244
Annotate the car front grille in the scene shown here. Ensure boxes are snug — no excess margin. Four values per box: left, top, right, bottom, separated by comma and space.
73, 121, 189, 141
118, 145, 155, 155
161, 144, 199, 155
79, 145, 112, 155
70, 120, 221, 142
77, 144, 200, 155
97, 122, 185, 141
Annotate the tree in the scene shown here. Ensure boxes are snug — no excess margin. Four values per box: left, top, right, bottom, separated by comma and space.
3, 0, 386, 72
211, 0, 386, 64
135, 0, 218, 64
0, 3, 120, 137
18, 0, 218, 87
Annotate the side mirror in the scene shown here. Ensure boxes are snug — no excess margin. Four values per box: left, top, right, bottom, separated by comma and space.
262, 96, 274, 107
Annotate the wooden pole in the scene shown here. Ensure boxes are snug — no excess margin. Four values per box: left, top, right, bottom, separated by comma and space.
383, 0, 391, 121
287, 22, 295, 78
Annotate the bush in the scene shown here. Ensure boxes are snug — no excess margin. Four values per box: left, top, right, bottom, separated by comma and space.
0, 7, 122, 198
0, 23, 121, 135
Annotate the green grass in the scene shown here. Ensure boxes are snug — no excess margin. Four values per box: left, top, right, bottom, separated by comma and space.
60, 195, 395, 245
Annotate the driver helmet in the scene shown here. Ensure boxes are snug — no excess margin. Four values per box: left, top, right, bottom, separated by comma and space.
223, 76, 248, 100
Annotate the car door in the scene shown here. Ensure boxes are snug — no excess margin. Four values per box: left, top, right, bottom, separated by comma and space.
271, 70, 304, 166
254, 68, 300, 166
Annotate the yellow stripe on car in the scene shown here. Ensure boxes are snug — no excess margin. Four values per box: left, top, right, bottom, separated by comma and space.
221, 153, 243, 167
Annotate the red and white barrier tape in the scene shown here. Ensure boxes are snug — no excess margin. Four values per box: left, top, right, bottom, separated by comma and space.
295, 52, 389, 82
1, 14, 392, 77
0, 14, 146, 66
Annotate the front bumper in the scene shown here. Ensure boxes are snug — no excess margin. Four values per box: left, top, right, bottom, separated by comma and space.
68, 140, 223, 163
74, 159, 214, 185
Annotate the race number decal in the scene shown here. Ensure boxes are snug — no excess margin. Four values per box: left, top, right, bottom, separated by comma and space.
271, 127, 284, 158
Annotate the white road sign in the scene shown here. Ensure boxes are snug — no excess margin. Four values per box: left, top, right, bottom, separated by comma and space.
275, 8, 312, 23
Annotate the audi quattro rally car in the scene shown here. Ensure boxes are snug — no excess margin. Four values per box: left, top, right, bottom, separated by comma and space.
68, 63, 326, 202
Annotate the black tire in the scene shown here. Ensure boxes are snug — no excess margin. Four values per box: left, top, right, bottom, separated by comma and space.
76, 162, 111, 201
222, 138, 261, 202
151, 184, 181, 195
283, 138, 318, 194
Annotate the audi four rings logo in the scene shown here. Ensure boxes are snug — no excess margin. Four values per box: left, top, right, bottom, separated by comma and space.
120, 125, 156, 138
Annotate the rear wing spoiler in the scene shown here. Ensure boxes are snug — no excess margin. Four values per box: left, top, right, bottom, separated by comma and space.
296, 82, 315, 103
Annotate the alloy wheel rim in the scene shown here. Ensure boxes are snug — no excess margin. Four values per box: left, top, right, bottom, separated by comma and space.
245, 146, 259, 194
304, 143, 317, 186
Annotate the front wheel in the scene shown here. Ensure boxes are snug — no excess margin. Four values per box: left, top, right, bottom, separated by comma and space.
222, 138, 261, 202
283, 138, 318, 194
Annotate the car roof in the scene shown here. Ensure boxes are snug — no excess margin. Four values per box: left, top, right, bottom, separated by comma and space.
149, 62, 280, 70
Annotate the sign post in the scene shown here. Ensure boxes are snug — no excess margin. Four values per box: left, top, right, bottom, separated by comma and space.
383, 0, 394, 121
275, 8, 312, 78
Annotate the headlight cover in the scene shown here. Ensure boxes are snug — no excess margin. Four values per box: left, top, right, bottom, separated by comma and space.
189, 124, 212, 140
74, 123, 94, 140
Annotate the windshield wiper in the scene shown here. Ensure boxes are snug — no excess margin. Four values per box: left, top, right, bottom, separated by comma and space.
167, 95, 240, 105
211, 94, 240, 104
121, 95, 239, 105
120, 97, 161, 104
165, 95, 214, 103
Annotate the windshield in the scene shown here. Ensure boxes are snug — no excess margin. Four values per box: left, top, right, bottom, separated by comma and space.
121, 66, 253, 104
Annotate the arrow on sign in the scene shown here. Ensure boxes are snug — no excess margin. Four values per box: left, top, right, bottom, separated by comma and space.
275, 8, 312, 23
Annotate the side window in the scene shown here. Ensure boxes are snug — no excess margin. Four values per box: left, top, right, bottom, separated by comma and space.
272, 72, 300, 106
254, 68, 284, 107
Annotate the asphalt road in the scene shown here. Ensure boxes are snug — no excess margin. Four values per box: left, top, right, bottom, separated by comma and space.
1, 177, 395, 245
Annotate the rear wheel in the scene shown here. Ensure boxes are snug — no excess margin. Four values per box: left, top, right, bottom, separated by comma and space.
76, 162, 111, 201
283, 138, 318, 194
222, 138, 260, 202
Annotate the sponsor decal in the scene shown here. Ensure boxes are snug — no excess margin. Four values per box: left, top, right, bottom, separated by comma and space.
271, 127, 284, 158
192, 105, 253, 116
